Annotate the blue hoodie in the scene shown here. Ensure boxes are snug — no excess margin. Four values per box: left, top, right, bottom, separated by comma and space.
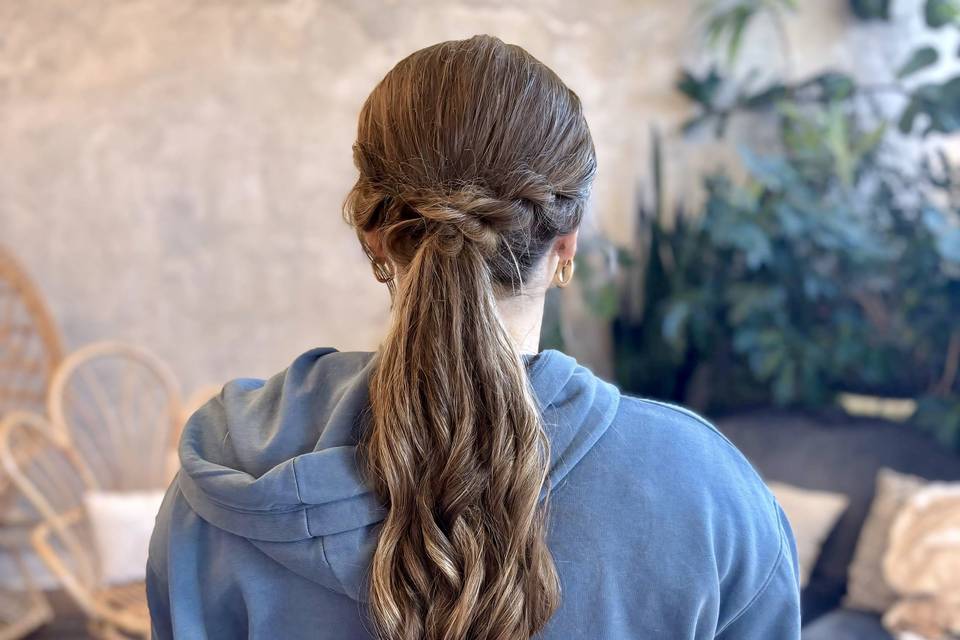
147, 347, 801, 639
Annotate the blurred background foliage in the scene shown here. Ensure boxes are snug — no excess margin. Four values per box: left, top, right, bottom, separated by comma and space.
548, 0, 960, 450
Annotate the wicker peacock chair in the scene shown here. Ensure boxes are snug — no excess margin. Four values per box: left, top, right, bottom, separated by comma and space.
0, 410, 150, 639
0, 246, 64, 639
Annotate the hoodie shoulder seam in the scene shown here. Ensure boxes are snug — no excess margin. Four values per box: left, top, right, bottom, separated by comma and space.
714, 491, 789, 635
625, 398, 772, 483
629, 398, 737, 447
290, 456, 305, 504
624, 396, 792, 632
630, 397, 777, 494
290, 456, 311, 538
318, 534, 332, 571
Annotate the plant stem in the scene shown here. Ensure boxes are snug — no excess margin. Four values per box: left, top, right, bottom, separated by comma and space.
934, 328, 960, 396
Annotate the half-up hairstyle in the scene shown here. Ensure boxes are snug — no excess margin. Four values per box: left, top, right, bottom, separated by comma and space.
344, 34, 596, 640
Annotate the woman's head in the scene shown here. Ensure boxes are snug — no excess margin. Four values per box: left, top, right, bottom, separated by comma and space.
344, 35, 596, 640
345, 34, 596, 296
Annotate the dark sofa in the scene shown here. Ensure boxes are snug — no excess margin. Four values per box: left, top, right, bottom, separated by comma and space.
718, 409, 960, 639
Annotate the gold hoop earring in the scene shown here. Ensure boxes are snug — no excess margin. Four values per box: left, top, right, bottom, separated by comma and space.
371, 259, 394, 284
554, 258, 575, 288
362, 241, 394, 285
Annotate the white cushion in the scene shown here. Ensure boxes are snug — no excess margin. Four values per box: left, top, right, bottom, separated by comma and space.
845, 468, 928, 613
768, 481, 849, 587
83, 490, 165, 585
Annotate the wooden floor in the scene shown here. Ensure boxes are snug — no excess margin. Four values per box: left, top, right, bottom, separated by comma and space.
26, 591, 90, 639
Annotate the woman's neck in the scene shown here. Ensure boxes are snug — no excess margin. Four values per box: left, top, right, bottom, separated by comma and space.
495, 292, 546, 356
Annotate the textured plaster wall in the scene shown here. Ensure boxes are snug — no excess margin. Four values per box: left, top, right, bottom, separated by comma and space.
1, 0, 950, 392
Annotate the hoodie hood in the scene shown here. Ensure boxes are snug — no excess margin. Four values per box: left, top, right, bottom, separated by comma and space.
176, 348, 620, 600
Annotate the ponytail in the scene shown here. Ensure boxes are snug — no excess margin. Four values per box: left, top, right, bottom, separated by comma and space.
344, 34, 596, 640
362, 225, 557, 639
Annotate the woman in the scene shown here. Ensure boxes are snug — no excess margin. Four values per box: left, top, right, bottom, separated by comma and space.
148, 35, 801, 639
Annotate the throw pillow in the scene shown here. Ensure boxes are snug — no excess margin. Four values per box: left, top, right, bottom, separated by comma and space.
767, 481, 849, 588
844, 468, 927, 613
882, 481, 960, 640
84, 489, 166, 585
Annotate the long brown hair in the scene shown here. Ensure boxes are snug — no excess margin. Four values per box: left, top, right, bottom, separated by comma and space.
344, 35, 596, 640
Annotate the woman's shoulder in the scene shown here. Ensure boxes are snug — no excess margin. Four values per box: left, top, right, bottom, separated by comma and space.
547, 388, 801, 632
608, 395, 771, 503
567, 392, 800, 629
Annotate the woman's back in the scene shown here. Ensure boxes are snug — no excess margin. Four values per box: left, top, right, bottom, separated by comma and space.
149, 34, 799, 638
147, 348, 800, 639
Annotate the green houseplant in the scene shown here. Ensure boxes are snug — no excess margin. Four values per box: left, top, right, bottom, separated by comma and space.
559, 0, 960, 450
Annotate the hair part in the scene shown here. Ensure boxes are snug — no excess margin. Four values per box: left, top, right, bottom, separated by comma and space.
344, 34, 596, 640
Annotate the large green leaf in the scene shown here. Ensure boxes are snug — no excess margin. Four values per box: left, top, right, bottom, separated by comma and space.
900, 76, 960, 134
897, 46, 940, 78
925, 0, 960, 27
742, 83, 790, 109
826, 102, 855, 186
927, 76, 960, 133
852, 123, 887, 159
850, 0, 891, 19
718, 6, 752, 62
700, 0, 797, 63
899, 98, 922, 134
811, 72, 857, 101
677, 68, 723, 108
739, 146, 799, 190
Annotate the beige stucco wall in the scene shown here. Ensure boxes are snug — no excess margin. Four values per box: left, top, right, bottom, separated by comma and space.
2, 0, 951, 392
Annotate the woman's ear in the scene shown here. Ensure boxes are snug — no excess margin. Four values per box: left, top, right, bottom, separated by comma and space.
363, 229, 386, 260
554, 230, 579, 261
